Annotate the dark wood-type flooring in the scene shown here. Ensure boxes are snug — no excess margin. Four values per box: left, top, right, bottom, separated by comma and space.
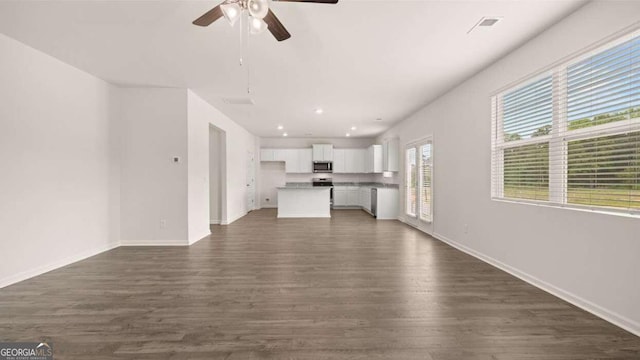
1, 209, 639, 359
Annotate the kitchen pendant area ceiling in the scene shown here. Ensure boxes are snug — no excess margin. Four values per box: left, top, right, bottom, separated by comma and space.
0, 0, 586, 138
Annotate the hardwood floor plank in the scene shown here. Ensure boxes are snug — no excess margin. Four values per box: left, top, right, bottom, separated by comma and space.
0, 209, 638, 359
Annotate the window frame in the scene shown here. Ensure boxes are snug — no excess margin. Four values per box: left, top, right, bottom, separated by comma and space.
405, 137, 434, 222
405, 146, 418, 218
491, 28, 640, 217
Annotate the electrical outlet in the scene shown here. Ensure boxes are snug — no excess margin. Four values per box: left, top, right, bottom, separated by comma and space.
160, 219, 167, 229
464, 224, 469, 234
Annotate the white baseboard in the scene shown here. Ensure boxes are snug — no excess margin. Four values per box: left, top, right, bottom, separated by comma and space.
188, 231, 211, 245
260, 205, 277, 208
209, 219, 221, 225
277, 213, 331, 218
431, 231, 640, 337
222, 211, 247, 225
0, 241, 120, 289
120, 239, 188, 246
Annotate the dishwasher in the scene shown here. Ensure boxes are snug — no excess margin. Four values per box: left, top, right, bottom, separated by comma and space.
371, 188, 377, 218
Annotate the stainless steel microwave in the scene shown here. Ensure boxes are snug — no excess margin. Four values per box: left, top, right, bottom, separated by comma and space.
313, 161, 333, 173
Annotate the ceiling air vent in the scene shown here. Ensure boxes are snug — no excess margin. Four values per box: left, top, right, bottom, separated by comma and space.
222, 97, 255, 105
468, 17, 502, 34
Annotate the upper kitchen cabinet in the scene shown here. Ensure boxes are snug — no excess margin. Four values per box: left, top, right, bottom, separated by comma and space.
382, 138, 399, 172
366, 145, 383, 173
333, 149, 345, 173
312, 144, 333, 161
333, 149, 365, 173
298, 149, 312, 173
260, 148, 312, 174
346, 149, 366, 173
260, 148, 275, 162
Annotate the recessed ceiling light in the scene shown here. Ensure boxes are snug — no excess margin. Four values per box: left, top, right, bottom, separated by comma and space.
277, 125, 283, 130
283, 132, 288, 137
351, 126, 357, 131
346, 133, 351, 137
375, 118, 383, 122
315, 108, 324, 115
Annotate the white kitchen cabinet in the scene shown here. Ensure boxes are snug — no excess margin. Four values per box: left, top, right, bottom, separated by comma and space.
260, 149, 275, 162
333, 149, 345, 173
312, 144, 333, 161
334, 186, 360, 207
273, 149, 287, 162
359, 187, 372, 211
382, 138, 399, 172
260, 148, 312, 173
284, 149, 298, 173
347, 187, 359, 205
298, 149, 312, 173
337, 149, 366, 173
333, 187, 348, 206
366, 145, 383, 173
373, 188, 399, 220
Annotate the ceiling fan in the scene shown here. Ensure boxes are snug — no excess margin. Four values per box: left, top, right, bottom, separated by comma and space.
192, 0, 339, 42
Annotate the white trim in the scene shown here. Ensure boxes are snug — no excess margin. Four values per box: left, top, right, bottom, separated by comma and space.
0, 242, 120, 289
497, 134, 551, 149
492, 197, 640, 218
209, 220, 221, 225
188, 231, 211, 245
277, 213, 331, 218
431, 231, 640, 337
221, 211, 247, 225
120, 239, 188, 246
491, 22, 640, 96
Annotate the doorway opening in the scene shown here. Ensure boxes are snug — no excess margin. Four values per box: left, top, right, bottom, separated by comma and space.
209, 125, 227, 228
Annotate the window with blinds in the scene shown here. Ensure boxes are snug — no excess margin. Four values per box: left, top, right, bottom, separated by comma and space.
405, 139, 433, 221
419, 142, 433, 221
492, 29, 640, 214
406, 147, 417, 217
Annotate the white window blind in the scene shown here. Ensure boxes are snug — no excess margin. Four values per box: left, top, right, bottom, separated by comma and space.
419, 142, 433, 221
406, 147, 417, 217
492, 29, 640, 214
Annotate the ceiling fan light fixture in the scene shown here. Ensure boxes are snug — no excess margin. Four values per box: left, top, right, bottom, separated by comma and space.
250, 16, 269, 35
247, 0, 269, 19
220, 2, 242, 26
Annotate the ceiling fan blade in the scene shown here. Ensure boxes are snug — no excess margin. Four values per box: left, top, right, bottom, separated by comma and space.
193, 4, 224, 27
275, 0, 338, 3
264, 10, 291, 42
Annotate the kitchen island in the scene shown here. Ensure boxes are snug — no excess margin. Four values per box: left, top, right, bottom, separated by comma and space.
277, 185, 331, 218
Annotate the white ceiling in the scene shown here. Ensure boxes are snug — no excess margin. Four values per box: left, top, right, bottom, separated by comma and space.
0, 0, 586, 138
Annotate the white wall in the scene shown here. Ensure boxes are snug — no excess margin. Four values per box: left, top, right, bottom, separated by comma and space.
259, 162, 286, 208
188, 91, 258, 226
119, 88, 189, 245
0, 33, 120, 286
378, 1, 640, 335
209, 127, 223, 223
187, 93, 211, 244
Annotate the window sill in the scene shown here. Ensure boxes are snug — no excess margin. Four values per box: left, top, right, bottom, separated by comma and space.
491, 197, 640, 219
